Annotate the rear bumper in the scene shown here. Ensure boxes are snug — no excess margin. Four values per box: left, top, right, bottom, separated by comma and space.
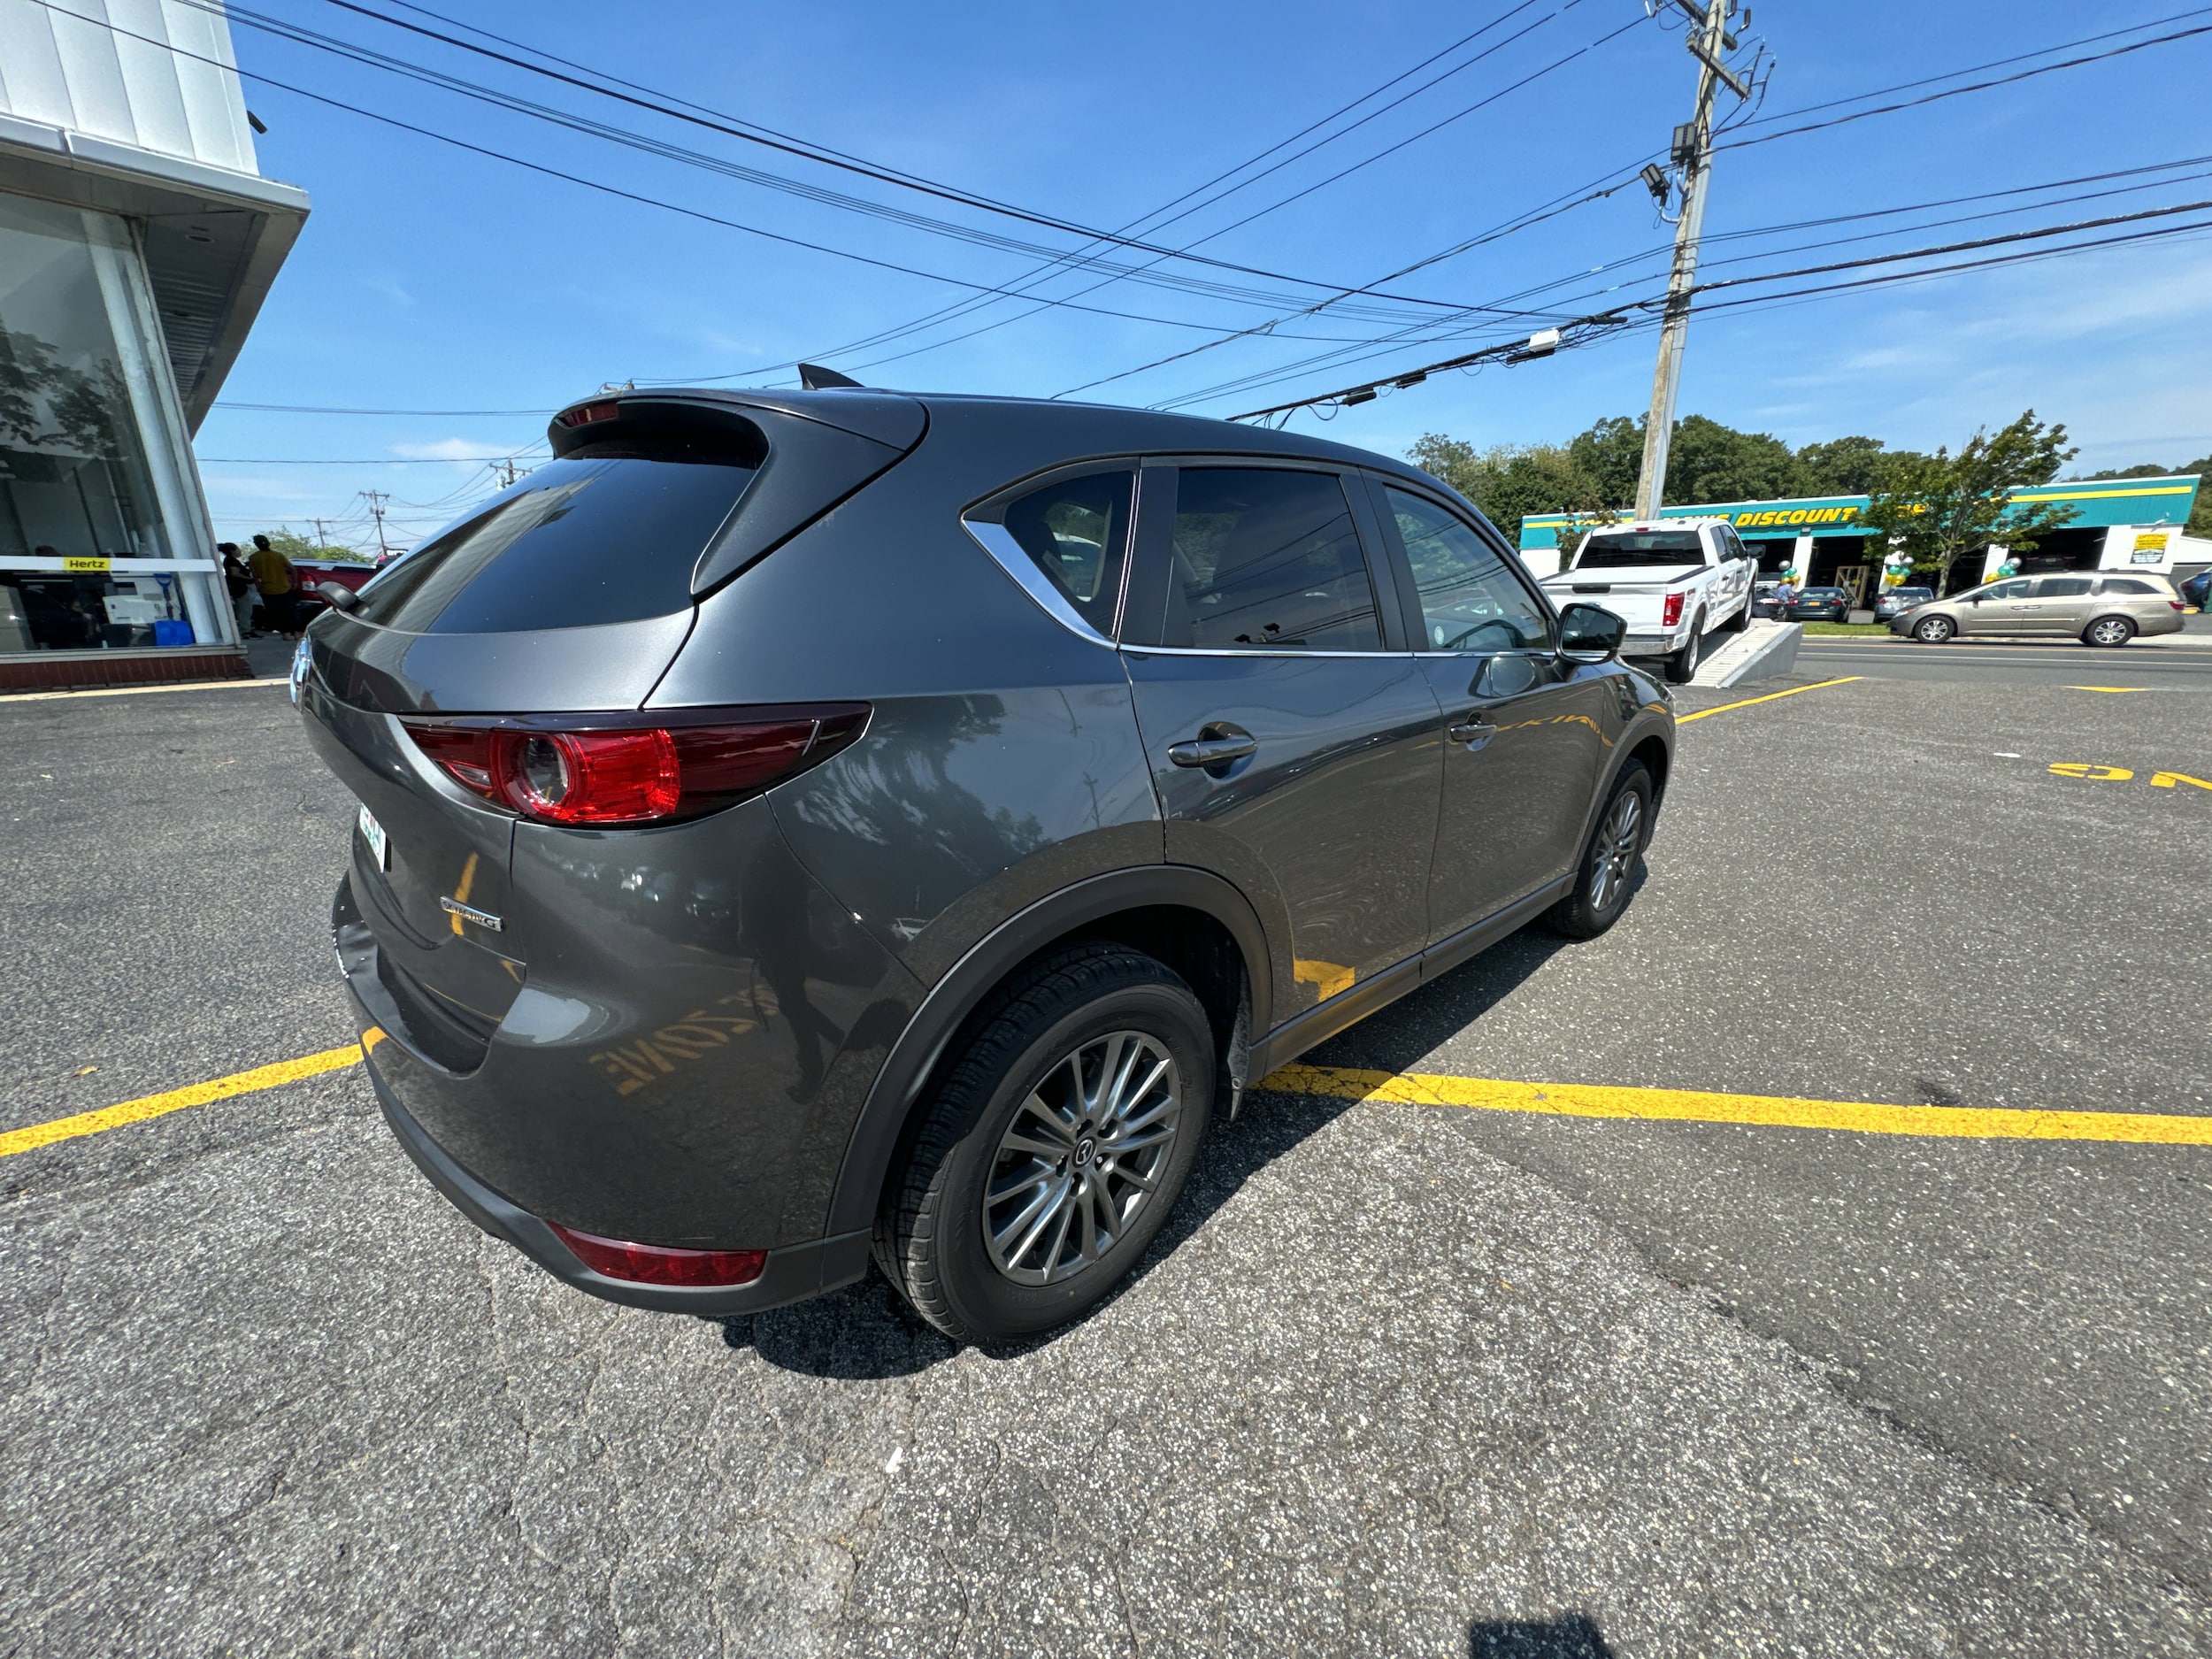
363, 1049, 872, 1315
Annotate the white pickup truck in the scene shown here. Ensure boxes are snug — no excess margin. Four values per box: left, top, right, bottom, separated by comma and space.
1537, 518, 1759, 683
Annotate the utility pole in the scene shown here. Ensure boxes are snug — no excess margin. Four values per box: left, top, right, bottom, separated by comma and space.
491, 456, 525, 488
1632, 0, 1755, 520
359, 489, 391, 558
308, 517, 331, 549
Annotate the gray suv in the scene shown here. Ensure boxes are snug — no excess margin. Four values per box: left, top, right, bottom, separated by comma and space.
298, 388, 1671, 1344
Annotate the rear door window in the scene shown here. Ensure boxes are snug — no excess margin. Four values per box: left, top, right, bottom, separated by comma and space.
996, 468, 1133, 637
1160, 468, 1382, 652
2034, 576, 2093, 598
354, 450, 757, 634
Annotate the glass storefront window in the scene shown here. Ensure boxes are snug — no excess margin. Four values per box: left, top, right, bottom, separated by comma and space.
0, 195, 226, 654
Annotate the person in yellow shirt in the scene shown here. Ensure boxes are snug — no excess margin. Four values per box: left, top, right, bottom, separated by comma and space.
248, 533, 300, 639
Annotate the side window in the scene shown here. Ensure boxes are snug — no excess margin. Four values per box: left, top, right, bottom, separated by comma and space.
1383, 486, 1553, 653
2035, 576, 2092, 598
2097, 577, 2156, 595
1716, 525, 1747, 561
996, 468, 1134, 636
1987, 580, 2032, 600
1164, 468, 1381, 651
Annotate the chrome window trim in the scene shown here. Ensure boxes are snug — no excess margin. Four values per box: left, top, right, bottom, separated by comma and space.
961, 518, 1116, 649
1118, 644, 1414, 660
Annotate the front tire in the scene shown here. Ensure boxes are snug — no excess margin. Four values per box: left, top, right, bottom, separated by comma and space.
1663, 614, 1706, 683
2083, 614, 2135, 648
1913, 614, 1955, 643
875, 943, 1215, 1345
1543, 762, 1654, 941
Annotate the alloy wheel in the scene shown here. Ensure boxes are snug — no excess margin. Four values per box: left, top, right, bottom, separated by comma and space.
1589, 787, 1644, 911
983, 1032, 1181, 1286
2087, 617, 2132, 647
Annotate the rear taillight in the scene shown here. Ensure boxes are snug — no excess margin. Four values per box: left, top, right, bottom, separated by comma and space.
399, 705, 866, 826
1662, 592, 1686, 627
2170, 600, 2186, 611
550, 1224, 766, 1287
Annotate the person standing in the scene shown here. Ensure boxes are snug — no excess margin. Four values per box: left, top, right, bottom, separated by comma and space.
248, 533, 299, 640
219, 542, 257, 637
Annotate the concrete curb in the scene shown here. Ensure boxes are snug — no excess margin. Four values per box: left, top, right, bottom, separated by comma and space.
1693, 621, 1802, 688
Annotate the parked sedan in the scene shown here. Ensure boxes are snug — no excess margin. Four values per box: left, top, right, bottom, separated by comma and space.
1891, 572, 2185, 645
297, 385, 1671, 1345
1784, 586, 1853, 623
1871, 585, 1934, 622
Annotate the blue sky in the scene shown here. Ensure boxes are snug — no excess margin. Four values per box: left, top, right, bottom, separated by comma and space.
194, 0, 2212, 551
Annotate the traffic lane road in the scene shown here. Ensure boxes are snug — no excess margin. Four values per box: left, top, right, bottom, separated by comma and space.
5, 1077, 2205, 1656
0, 682, 358, 1149
1310, 671, 2212, 1592
1797, 636, 2212, 686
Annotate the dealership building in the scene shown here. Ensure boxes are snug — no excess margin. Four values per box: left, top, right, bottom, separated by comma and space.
0, 0, 307, 690
1518, 474, 2206, 602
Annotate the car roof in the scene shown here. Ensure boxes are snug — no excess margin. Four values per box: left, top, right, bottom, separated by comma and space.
556, 384, 1448, 490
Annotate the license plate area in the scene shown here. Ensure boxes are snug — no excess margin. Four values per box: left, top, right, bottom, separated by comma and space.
357, 802, 390, 871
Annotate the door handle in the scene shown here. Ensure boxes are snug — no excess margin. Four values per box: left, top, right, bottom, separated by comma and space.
1169, 733, 1258, 768
1447, 719, 1498, 749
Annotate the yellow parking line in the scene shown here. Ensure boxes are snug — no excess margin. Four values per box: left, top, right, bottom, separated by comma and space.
1678, 676, 1862, 723
0, 1045, 365, 1159
2, 677, 284, 704
1258, 1064, 2212, 1147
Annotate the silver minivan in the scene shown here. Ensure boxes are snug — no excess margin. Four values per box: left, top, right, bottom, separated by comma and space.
1893, 572, 2185, 646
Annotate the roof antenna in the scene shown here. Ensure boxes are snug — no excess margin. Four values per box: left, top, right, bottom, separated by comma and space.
797, 363, 863, 390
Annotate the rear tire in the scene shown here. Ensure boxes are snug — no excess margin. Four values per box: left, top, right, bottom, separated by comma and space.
1663, 615, 1706, 683
2083, 614, 2135, 648
874, 943, 1215, 1346
1912, 614, 1955, 643
1543, 762, 1653, 941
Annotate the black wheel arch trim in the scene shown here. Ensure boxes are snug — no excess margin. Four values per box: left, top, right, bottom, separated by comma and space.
824, 864, 1275, 1237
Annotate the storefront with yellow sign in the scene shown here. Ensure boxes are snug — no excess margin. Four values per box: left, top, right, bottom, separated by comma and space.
1519, 474, 2204, 601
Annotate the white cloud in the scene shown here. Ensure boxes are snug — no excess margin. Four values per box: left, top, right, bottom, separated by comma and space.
391, 437, 518, 461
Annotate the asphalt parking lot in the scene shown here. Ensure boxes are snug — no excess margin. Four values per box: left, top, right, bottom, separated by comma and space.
3, 655, 2208, 1657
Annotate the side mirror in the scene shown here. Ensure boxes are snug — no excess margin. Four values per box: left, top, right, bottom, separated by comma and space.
1556, 602, 1625, 664
316, 581, 361, 614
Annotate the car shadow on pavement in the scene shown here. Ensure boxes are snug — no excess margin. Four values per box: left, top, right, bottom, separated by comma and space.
1468, 1614, 1614, 1657
726, 884, 1603, 1379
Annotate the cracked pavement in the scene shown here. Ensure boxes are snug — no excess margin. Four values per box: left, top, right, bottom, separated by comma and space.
2, 673, 2209, 1656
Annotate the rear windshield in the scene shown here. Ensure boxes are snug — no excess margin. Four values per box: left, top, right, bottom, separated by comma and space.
353, 449, 756, 634
1575, 531, 1704, 567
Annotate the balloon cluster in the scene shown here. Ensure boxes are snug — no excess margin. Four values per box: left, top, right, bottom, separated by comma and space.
1880, 546, 1916, 588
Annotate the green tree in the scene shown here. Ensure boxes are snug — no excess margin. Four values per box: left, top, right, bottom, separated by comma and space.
1860, 411, 2078, 595
262, 528, 373, 564
1564, 415, 1643, 508
1662, 414, 1801, 505
1405, 434, 1609, 544
1793, 434, 1930, 496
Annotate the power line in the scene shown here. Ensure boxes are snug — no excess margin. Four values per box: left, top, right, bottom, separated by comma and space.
830, 6, 1644, 384
1222, 211, 2212, 423
749, 0, 1576, 383
194, 0, 1481, 313
1718, 16, 2212, 153
1088, 7, 2212, 408
41, 0, 1452, 338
